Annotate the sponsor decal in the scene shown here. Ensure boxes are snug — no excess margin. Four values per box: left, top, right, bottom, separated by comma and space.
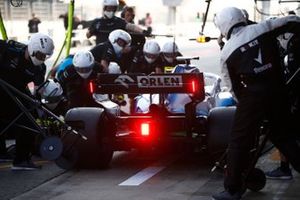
253, 63, 272, 74
114, 75, 135, 88
137, 75, 183, 88
240, 39, 259, 52
254, 48, 263, 64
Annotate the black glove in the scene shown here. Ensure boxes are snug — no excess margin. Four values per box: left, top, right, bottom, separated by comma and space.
143, 29, 151, 37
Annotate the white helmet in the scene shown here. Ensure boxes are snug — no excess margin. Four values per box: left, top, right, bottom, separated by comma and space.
103, 0, 119, 7
214, 7, 247, 39
108, 29, 132, 55
161, 41, 179, 63
108, 62, 121, 74
73, 50, 95, 79
240, 9, 249, 20
143, 40, 160, 64
103, 0, 119, 19
39, 79, 63, 110
28, 33, 54, 66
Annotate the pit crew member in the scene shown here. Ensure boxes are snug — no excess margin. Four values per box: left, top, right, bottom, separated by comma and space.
127, 39, 163, 113
57, 50, 101, 109
160, 41, 185, 73
212, 7, 300, 200
86, 0, 148, 45
0, 33, 54, 170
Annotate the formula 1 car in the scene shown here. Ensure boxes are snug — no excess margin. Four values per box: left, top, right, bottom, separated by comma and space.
60, 57, 236, 170
134, 59, 235, 115
132, 58, 236, 161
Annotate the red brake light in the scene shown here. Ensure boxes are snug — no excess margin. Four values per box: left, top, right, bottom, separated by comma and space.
141, 122, 150, 136
89, 81, 94, 94
191, 80, 196, 93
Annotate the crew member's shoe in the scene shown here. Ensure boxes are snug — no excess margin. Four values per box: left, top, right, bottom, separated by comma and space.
11, 159, 42, 171
265, 167, 293, 180
212, 190, 242, 200
0, 154, 13, 162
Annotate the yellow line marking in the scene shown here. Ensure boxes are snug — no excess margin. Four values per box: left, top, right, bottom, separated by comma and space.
0, 160, 49, 170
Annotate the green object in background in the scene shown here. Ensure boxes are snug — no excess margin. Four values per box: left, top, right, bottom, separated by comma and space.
47, 0, 75, 78
0, 9, 8, 40
65, 0, 75, 56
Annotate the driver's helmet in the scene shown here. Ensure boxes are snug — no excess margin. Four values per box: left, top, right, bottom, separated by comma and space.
103, 0, 119, 19
39, 79, 63, 110
214, 7, 247, 39
143, 40, 160, 64
27, 33, 54, 66
172, 64, 200, 74
108, 29, 132, 55
161, 41, 179, 63
73, 50, 95, 79
108, 62, 121, 74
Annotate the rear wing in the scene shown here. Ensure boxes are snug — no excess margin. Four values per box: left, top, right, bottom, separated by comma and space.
91, 73, 205, 101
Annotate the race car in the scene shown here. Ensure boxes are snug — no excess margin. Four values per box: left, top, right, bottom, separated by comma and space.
59, 58, 236, 170
134, 63, 235, 115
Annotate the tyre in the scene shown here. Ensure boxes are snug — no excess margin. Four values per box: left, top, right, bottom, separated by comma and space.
63, 107, 115, 169
207, 106, 236, 162
55, 145, 79, 170
245, 168, 266, 192
7, 144, 16, 159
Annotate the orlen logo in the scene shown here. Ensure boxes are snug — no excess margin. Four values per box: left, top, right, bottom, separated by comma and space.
114, 75, 135, 88
137, 75, 183, 88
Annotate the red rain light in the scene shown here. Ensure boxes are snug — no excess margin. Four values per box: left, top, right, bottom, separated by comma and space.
191, 80, 196, 93
141, 122, 150, 136
89, 81, 94, 93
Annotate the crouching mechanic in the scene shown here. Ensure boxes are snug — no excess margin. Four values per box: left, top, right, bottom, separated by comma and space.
0, 33, 54, 170
37, 79, 67, 116
57, 50, 122, 109
129, 39, 162, 74
57, 50, 100, 109
128, 40, 163, 113
212, 7, 300, 200
160, 41, 185, 73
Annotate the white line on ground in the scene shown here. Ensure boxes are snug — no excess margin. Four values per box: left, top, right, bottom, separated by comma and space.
118, 154, 180, 186
118, 166, 165, 186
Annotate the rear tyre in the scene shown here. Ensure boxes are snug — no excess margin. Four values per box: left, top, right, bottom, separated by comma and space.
207, 106, 236, 162
64, 107, 115, 169
245, 168, 266, 192
55, 146, 79, 170
7, 144, 16, 159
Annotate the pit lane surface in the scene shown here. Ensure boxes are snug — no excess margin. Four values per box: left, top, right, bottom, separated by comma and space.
1, 150, 299, 200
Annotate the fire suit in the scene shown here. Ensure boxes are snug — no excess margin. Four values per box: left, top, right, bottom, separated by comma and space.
128, 50, 163, 74
220, 16, 300, 193
57, 64, 101, 109
0, 39, 46, 163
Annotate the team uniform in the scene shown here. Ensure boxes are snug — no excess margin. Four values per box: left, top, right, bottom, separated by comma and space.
160, 52, 185, 73
0, 40, 46, 165
57, 64, 101, 109
90, 41, 120, 65
88, 16, 127, 45
213, 9, 300, 199
129, 50, 163, 74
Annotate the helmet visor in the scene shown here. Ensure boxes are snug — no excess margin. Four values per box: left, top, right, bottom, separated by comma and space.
144, 52, 158, 60
163, 52, 176, 58
116, 38, 129, 48
75, 67, 92, 74
44, 95, 62, 104
104, 6, 117, 12
32, 51, 51, 61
